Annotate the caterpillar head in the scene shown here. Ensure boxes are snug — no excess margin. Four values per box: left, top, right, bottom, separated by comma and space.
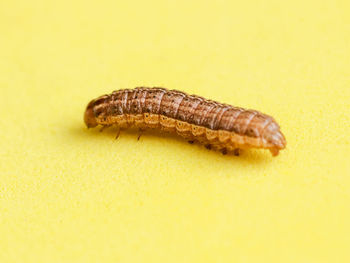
84, 99, 98, 128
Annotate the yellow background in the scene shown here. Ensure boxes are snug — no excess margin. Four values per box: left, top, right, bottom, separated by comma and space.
1, 0, 350, 262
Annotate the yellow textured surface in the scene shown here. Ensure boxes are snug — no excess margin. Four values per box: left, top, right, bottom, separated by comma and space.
1, 0, 350, 262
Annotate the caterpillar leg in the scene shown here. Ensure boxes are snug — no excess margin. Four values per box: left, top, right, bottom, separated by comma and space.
188, 140, 195, 144
115, 128, 121, 140
221, 148, 228, 155
205, 144, 212, 150
137, 128, 146, 140
233, 148, 241, 156
269, 148, 279, 156
99, 125, 111, 132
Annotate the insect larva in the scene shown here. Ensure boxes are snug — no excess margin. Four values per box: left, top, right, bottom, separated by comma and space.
84, 87, 286, 156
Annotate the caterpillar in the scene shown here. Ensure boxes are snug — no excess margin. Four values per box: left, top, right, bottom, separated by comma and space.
84, 87, 286, 156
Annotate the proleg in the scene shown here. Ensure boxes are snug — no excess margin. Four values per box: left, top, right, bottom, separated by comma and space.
84, 87, 286, 156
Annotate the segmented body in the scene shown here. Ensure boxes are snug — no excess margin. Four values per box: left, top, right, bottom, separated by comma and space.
84, 87, 286, 156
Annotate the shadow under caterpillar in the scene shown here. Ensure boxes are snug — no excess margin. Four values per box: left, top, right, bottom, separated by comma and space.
84, 87, 286, 156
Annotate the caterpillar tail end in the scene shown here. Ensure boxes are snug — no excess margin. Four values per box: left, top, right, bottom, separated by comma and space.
268, 130, 286, 157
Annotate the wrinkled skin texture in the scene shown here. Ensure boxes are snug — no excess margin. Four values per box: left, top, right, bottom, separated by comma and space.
84, 87, 286, 156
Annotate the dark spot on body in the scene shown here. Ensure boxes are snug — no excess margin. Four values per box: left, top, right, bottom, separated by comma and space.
246, 128, 256, 137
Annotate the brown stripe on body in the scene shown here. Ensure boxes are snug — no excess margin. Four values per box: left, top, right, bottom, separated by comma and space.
193, 100, 215, 127
176, 95, 202, 123
182, 96, 203, 124
125, 89, 136, 113
144, 88, 166, 114
129, 89, 142, 114
231, 110, 257, 135
203, 104, 225, 130
159, 90, 185, 119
